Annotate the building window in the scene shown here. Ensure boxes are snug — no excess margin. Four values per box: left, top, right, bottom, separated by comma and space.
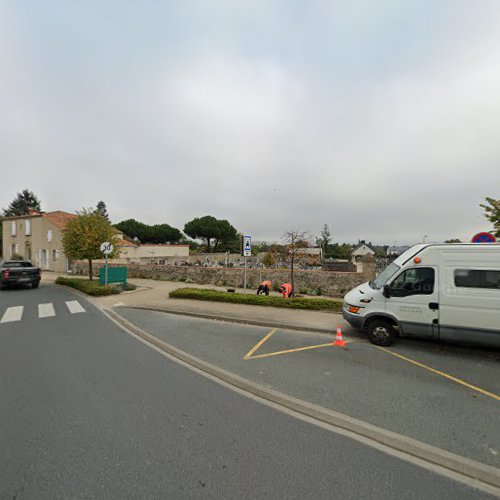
47, 230, 52, 242
11, 221, 17, 237
454, 269, 500, 290
25, 219, 31, 236
52, 249, 58, 261
11, 243, 17, 257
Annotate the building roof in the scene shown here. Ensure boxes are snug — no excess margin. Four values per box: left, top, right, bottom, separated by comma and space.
0, 210, 77, 229
117, 239, 139, 247
140, 244, 190, 247
42, 211, 77, 229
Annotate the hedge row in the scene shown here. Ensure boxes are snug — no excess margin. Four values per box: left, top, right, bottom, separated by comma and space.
55, 277, 120, 296
169, 288, 343, 312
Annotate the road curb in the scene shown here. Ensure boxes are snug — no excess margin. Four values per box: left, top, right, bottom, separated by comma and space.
106, 307, 500, 492
120, 305, 337, 335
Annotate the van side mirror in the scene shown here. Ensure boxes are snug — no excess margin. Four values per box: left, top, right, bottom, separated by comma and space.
383, 284, 391, 298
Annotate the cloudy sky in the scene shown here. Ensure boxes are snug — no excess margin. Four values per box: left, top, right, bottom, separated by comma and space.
1, 1, 499, 244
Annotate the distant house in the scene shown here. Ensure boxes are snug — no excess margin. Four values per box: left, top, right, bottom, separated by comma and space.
1, 209, 77, 272
351, 241, 376, 263
103, 231, 190, 264
387, 245, 411, 257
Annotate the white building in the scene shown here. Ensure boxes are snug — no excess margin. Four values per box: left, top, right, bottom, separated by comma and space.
351, 241, 376, 272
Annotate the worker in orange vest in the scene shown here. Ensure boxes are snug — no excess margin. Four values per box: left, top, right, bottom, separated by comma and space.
257, 280, 272, 296
279, 283, 293, 298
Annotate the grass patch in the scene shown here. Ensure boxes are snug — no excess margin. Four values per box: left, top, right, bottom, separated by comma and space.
55, 277, 119, 296
169, 288, 342, 312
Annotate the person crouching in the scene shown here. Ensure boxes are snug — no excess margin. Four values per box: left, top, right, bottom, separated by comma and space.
278, 283, 293, 298
257, 280, 271, 296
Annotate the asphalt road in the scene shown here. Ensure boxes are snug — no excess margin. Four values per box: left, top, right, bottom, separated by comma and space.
0, 284, 495, 499
116, 307, 500, 468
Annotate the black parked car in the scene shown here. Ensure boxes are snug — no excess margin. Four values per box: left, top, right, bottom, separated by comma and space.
0, 260, 41, 289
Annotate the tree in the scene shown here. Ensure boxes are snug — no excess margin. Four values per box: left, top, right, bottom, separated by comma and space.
115, 219, 182, 244
316, 224, 332, 259
282, 230, 309, 296
262, 244, 284, 268
329, 243, 353, 260
95, 201, 110, 221
213, 220, 238, 252
115, 219, 147, 241
480, 197, 500, 237
62, 209, 120, 280
255, 241, 272, 253
3, 189, 41, 216
184, 216, 238, 252
150, 224, 182, 244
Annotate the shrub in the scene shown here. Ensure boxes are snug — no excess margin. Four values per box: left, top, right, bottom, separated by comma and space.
55, 277, 117, 296
169, 288, 342, 312
112, 282, 137, 292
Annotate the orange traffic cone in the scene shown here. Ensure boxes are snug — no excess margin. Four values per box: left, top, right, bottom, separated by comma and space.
333, 325, 346, 347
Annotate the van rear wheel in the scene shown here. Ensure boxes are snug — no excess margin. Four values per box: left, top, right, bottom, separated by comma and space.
366, 320, 397, 346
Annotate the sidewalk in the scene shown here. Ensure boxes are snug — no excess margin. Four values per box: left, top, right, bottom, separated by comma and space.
45, 273, 344, 334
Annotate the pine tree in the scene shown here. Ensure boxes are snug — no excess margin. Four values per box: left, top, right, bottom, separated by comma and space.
3, 189, 42, 216
95, 201, 110, 221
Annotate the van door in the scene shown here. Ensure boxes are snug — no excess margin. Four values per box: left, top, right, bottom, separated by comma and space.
386, 267, 439, 339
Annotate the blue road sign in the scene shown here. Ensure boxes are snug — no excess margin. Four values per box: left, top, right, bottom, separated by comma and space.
243, 235, 252, 256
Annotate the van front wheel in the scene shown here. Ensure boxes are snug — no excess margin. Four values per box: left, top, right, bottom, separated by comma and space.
366, 320, 397, 346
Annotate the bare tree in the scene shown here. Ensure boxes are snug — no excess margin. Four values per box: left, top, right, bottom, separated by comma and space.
282, 230, 309, 297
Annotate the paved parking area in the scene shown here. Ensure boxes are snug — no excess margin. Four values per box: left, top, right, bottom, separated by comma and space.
115, 307, 500, 468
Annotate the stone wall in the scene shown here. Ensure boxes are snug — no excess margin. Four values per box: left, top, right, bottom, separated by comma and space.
74, 262, 370, 298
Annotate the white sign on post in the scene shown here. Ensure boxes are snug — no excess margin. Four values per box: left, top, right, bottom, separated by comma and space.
100, 242, 113, 286
100, 242, 114, 255
243, 235, 252, 257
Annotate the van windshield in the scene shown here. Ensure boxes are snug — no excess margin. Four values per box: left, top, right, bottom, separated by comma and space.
370, 262, 400, 289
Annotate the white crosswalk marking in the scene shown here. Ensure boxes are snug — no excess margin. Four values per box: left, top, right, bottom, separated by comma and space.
65, 300, 86, 314
1, 301, 87, 325
38, 303, 55, 319
1, 306, 24, 323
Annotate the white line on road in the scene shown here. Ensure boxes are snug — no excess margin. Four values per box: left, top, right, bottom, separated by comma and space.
38, 303, 55, 319
65, 300, 86, 314
1, 306, 24, 323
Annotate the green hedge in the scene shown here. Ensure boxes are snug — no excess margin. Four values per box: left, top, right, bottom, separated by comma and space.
55, 277, 119, 296
169, 288, 342, 312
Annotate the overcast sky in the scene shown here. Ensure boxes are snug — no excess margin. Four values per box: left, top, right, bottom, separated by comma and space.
1, 1, 499, 244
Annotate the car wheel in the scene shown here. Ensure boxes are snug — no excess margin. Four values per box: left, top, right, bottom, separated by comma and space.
366, 319, 397, 346
32, 282, 39, 289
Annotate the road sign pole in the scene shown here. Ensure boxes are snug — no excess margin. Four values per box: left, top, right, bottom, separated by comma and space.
105, 254, 108, 286
244, 256, 247, 294
242, 234, 252, 294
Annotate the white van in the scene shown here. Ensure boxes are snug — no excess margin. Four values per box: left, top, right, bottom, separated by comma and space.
342, 244, 500, 347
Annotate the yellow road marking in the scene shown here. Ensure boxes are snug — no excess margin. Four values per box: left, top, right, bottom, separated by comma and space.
249, 342, 336, 360
243, 329, 277, 360
376, 346, 500, 402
